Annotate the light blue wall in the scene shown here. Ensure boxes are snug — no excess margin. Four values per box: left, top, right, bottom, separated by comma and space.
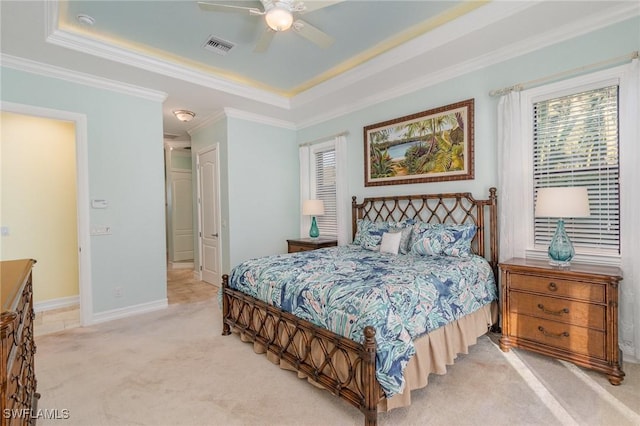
194, 17, 639, 271
1, 67, 167, 313
297, 16, 640, 204
191, 115, 298, 272
226, 117, 298, 266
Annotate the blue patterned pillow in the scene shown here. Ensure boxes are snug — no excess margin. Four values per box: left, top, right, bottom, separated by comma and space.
409, 223, 476, 257
353, 219, 391, 250
353, 219, 415, 251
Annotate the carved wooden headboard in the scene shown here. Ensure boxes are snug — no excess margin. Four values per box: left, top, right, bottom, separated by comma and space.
351, 188, 498, 274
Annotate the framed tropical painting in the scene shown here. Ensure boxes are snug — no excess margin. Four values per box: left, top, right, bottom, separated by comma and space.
364, 99, 474, 186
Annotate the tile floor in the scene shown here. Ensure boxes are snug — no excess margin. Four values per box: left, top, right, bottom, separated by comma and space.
34, 266, 215, 337
33, 305, 81, 337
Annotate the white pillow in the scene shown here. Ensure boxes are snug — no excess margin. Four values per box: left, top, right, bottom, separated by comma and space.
379, 231, 402, 255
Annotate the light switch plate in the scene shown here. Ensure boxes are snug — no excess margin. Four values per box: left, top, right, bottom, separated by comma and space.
90, 225, 112, 236
91, 199, 108, 209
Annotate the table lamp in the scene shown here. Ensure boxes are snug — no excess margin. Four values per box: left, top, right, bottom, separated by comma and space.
302, 200, 324, 238
535, 187, 590, 266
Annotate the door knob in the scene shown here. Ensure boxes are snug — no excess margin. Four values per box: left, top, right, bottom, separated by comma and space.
211, 233, 218, 237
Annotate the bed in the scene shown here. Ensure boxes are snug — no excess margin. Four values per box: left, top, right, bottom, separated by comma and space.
220, 188, 498, 425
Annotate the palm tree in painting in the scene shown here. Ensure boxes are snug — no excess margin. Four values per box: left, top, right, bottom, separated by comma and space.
402, 112, 465, 175
369, 128, 395, 178
370, 143, 394, 178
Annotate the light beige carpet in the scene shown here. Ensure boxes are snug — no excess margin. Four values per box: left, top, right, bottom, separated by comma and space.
34, 296, 640, 426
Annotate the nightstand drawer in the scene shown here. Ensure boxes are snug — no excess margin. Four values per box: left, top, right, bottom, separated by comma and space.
509, 274, 605, 303
508, 313, 606, 359
287, 238, 337, 253
510, 292, 605, 330
288, 243, 310, 253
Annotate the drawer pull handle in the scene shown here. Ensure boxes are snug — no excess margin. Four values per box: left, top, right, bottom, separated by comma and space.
538, 326, 569, 339
548, 282, 558, 291
537, 304, 569, 316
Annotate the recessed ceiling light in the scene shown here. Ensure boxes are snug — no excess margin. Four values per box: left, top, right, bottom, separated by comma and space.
76, 14, 96, 26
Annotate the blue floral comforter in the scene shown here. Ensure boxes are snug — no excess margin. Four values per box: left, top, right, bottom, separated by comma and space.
227, 245, 497, 397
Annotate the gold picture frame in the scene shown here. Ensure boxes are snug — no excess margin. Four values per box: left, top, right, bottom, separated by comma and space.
364, 99, 474, 186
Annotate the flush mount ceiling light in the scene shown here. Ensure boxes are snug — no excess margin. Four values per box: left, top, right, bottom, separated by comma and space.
76, 14, 96, 26
265, 4, 294, 32
173, 110, 196, 122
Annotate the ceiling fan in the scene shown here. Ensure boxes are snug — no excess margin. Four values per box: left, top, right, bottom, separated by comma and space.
197, 0, 338, 52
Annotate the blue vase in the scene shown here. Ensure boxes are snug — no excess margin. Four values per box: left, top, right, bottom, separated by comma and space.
309, 216, 319, 238
548, 219, 574, 266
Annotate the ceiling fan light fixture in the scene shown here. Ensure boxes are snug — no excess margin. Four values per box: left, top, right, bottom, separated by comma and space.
173, 110, 196, 122
265, 6, 293, 32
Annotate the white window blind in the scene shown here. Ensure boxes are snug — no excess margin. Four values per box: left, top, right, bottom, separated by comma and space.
312, 145, 337, 237
533, 85, 620, 254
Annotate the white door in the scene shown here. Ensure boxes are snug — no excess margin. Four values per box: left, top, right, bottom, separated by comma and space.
197, 147, 221, 284
171, 170, 193, 261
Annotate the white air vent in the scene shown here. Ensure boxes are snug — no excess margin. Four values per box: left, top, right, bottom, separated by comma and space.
163, 133, 180, 140
203, 35, 235, 56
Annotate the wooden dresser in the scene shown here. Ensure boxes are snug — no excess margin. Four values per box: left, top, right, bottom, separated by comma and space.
286, 237, 337, 253
1, 259, 39, 425
499, 257, 624, 385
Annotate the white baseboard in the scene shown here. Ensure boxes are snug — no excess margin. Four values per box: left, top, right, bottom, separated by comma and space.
89, 298, 168, 325
34, 295, 79, 313
168, 261, 194, 270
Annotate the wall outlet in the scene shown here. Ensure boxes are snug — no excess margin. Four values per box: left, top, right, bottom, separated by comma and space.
114, 287, 123, 298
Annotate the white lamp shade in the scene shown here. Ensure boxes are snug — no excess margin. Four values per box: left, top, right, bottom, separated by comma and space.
265, 6, 293, 31
302, 199, 324, 216
535, 187, 590, 218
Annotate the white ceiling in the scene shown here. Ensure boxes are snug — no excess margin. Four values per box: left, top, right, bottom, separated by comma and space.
1, 1, 637, 140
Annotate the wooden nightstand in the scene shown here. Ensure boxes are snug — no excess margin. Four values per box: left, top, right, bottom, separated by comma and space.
287, 237, 337, 253
499, 257, 624, 385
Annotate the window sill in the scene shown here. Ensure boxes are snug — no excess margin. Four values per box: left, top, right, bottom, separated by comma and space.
525, 248, 621, 267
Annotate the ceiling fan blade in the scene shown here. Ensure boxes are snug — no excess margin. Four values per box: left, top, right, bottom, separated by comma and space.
197, 2, 264, 15
299, 1, 343, 14
292, 19, 334, 49
253, 29, 276, 53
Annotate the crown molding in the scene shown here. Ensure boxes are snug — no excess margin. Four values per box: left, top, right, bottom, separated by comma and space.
45, 2, 290, 110
291, 0, 537, 109
0, 54, 167, 102
187, 110, 227, 136
223, 108, 297, 130
164, 140, 191, 150
296, 1, 639, 129
186, 108, 296, 135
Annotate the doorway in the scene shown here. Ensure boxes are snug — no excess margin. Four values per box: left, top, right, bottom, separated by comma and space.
196, 145, 221, 284
1, 102, 92, 326
165, 143, 194, 270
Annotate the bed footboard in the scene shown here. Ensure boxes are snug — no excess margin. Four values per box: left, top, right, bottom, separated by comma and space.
221, 274, 380, 426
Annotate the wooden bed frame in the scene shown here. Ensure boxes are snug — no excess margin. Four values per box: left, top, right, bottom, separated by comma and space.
220, 188, 498, 425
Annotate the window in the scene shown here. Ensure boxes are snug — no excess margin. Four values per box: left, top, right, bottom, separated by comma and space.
532, 84, 620, 256
300, 135, 347, 243
311, 143, 337, 236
